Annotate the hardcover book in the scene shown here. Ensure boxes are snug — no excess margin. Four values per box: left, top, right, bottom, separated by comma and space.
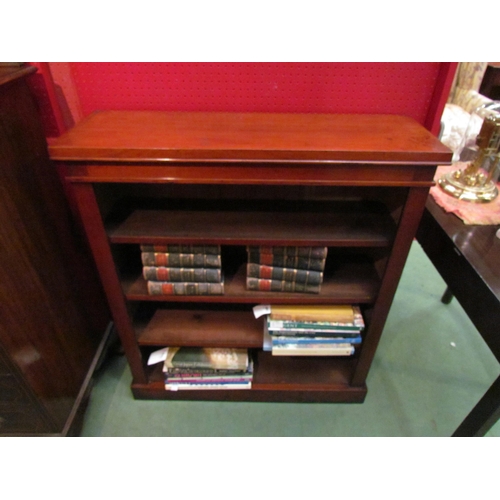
140, 244, 220, 254
246, 263, 323, 285
246, 252, 326, 272
247, 246, 328, 259
164, 347, 249, 371
141, 252, 221, 268
143, 266, 222, 283
147, 281, 224, 295
246, 277, 320, 294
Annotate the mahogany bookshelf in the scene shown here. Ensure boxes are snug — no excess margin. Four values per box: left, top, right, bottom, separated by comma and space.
49, 111, 452, 403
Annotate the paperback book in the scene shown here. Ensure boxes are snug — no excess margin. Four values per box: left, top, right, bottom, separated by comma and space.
271, 335, 362, 345
262, 304, 364, 356
269, 304, 362, 324
271, 343, 355, 356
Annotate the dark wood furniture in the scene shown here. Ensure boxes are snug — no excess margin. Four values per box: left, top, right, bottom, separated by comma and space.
0, 66, 110, 436
417, 195, 500, 436
49, 111, 451, 403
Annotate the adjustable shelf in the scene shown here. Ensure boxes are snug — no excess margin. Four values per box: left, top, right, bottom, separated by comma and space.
107, 202, 396, 247
121, 260, 381, 304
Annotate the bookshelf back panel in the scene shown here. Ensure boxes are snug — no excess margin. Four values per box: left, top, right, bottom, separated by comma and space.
96, 184, 409, 229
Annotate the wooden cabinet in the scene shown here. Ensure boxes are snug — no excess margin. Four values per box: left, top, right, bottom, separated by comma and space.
49, 111, 451, 403
0, 66, 110, 435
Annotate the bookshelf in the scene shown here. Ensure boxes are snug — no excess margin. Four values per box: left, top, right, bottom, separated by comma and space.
49, 111, 452, 403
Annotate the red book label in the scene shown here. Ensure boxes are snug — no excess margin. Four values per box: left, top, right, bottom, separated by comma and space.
157, 268, 169, 280
260, 254, 273, 265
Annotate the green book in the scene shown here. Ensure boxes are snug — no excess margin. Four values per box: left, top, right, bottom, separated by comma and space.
164, 347, 249, 371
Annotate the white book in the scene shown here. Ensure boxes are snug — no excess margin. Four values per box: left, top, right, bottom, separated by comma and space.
271, 344, 355, 356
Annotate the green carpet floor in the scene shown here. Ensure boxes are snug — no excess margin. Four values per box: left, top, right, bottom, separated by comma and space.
80, 241, 500, 437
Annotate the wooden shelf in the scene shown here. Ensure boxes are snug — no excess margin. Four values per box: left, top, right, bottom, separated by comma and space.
107, 203, 395, 247
137, 352, 366, 402
137, 307, 264, 348
122, 261, 381, 304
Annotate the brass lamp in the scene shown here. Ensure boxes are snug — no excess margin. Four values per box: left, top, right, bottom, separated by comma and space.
439, 102, 500, 202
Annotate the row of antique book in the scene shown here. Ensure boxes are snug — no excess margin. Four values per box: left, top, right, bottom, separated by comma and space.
148, 304, 364, 390
141, 244, 328, 296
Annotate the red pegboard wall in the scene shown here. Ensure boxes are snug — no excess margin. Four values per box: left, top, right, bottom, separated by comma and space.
68, 63, 447, 123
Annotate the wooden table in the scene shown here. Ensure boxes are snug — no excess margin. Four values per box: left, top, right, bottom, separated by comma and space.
416, 195, 500, 436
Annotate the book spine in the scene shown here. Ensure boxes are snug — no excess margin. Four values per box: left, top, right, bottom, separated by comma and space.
271, 344, 355, 356
165, 374, 253, 383
147, 281, 224, 295
269, 308, 365, 329
246, 277, 320, 294
143, 266, 222, 282
164, 367, 250, 375
247, 246, 328, 259
246, 263, 323, 285
165, 382, 252, 390
269, 305, 355, 322
267, 328, 362, 337
271, 336, 362, 345
141, 252, 221, 268
267, 319, 362, 331
247, 252, 326, 271
140, 244, 220, 254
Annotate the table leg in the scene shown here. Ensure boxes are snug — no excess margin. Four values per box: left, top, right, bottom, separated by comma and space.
441, 286, 454, 304
452, 374, 500, 437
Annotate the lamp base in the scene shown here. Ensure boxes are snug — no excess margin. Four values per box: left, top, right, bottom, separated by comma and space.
438, 171, 498, 202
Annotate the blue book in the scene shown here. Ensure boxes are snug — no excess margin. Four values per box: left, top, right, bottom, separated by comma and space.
271, 335, 362, 345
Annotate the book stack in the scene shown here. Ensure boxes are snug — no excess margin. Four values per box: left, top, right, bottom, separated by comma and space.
141, 244, 224, 295
264, 304, 364, 356
163, 347, 253, 390
245, 246, 328, 294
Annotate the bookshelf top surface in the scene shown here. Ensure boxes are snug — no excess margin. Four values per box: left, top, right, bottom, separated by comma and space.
48, 111, 452, 164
